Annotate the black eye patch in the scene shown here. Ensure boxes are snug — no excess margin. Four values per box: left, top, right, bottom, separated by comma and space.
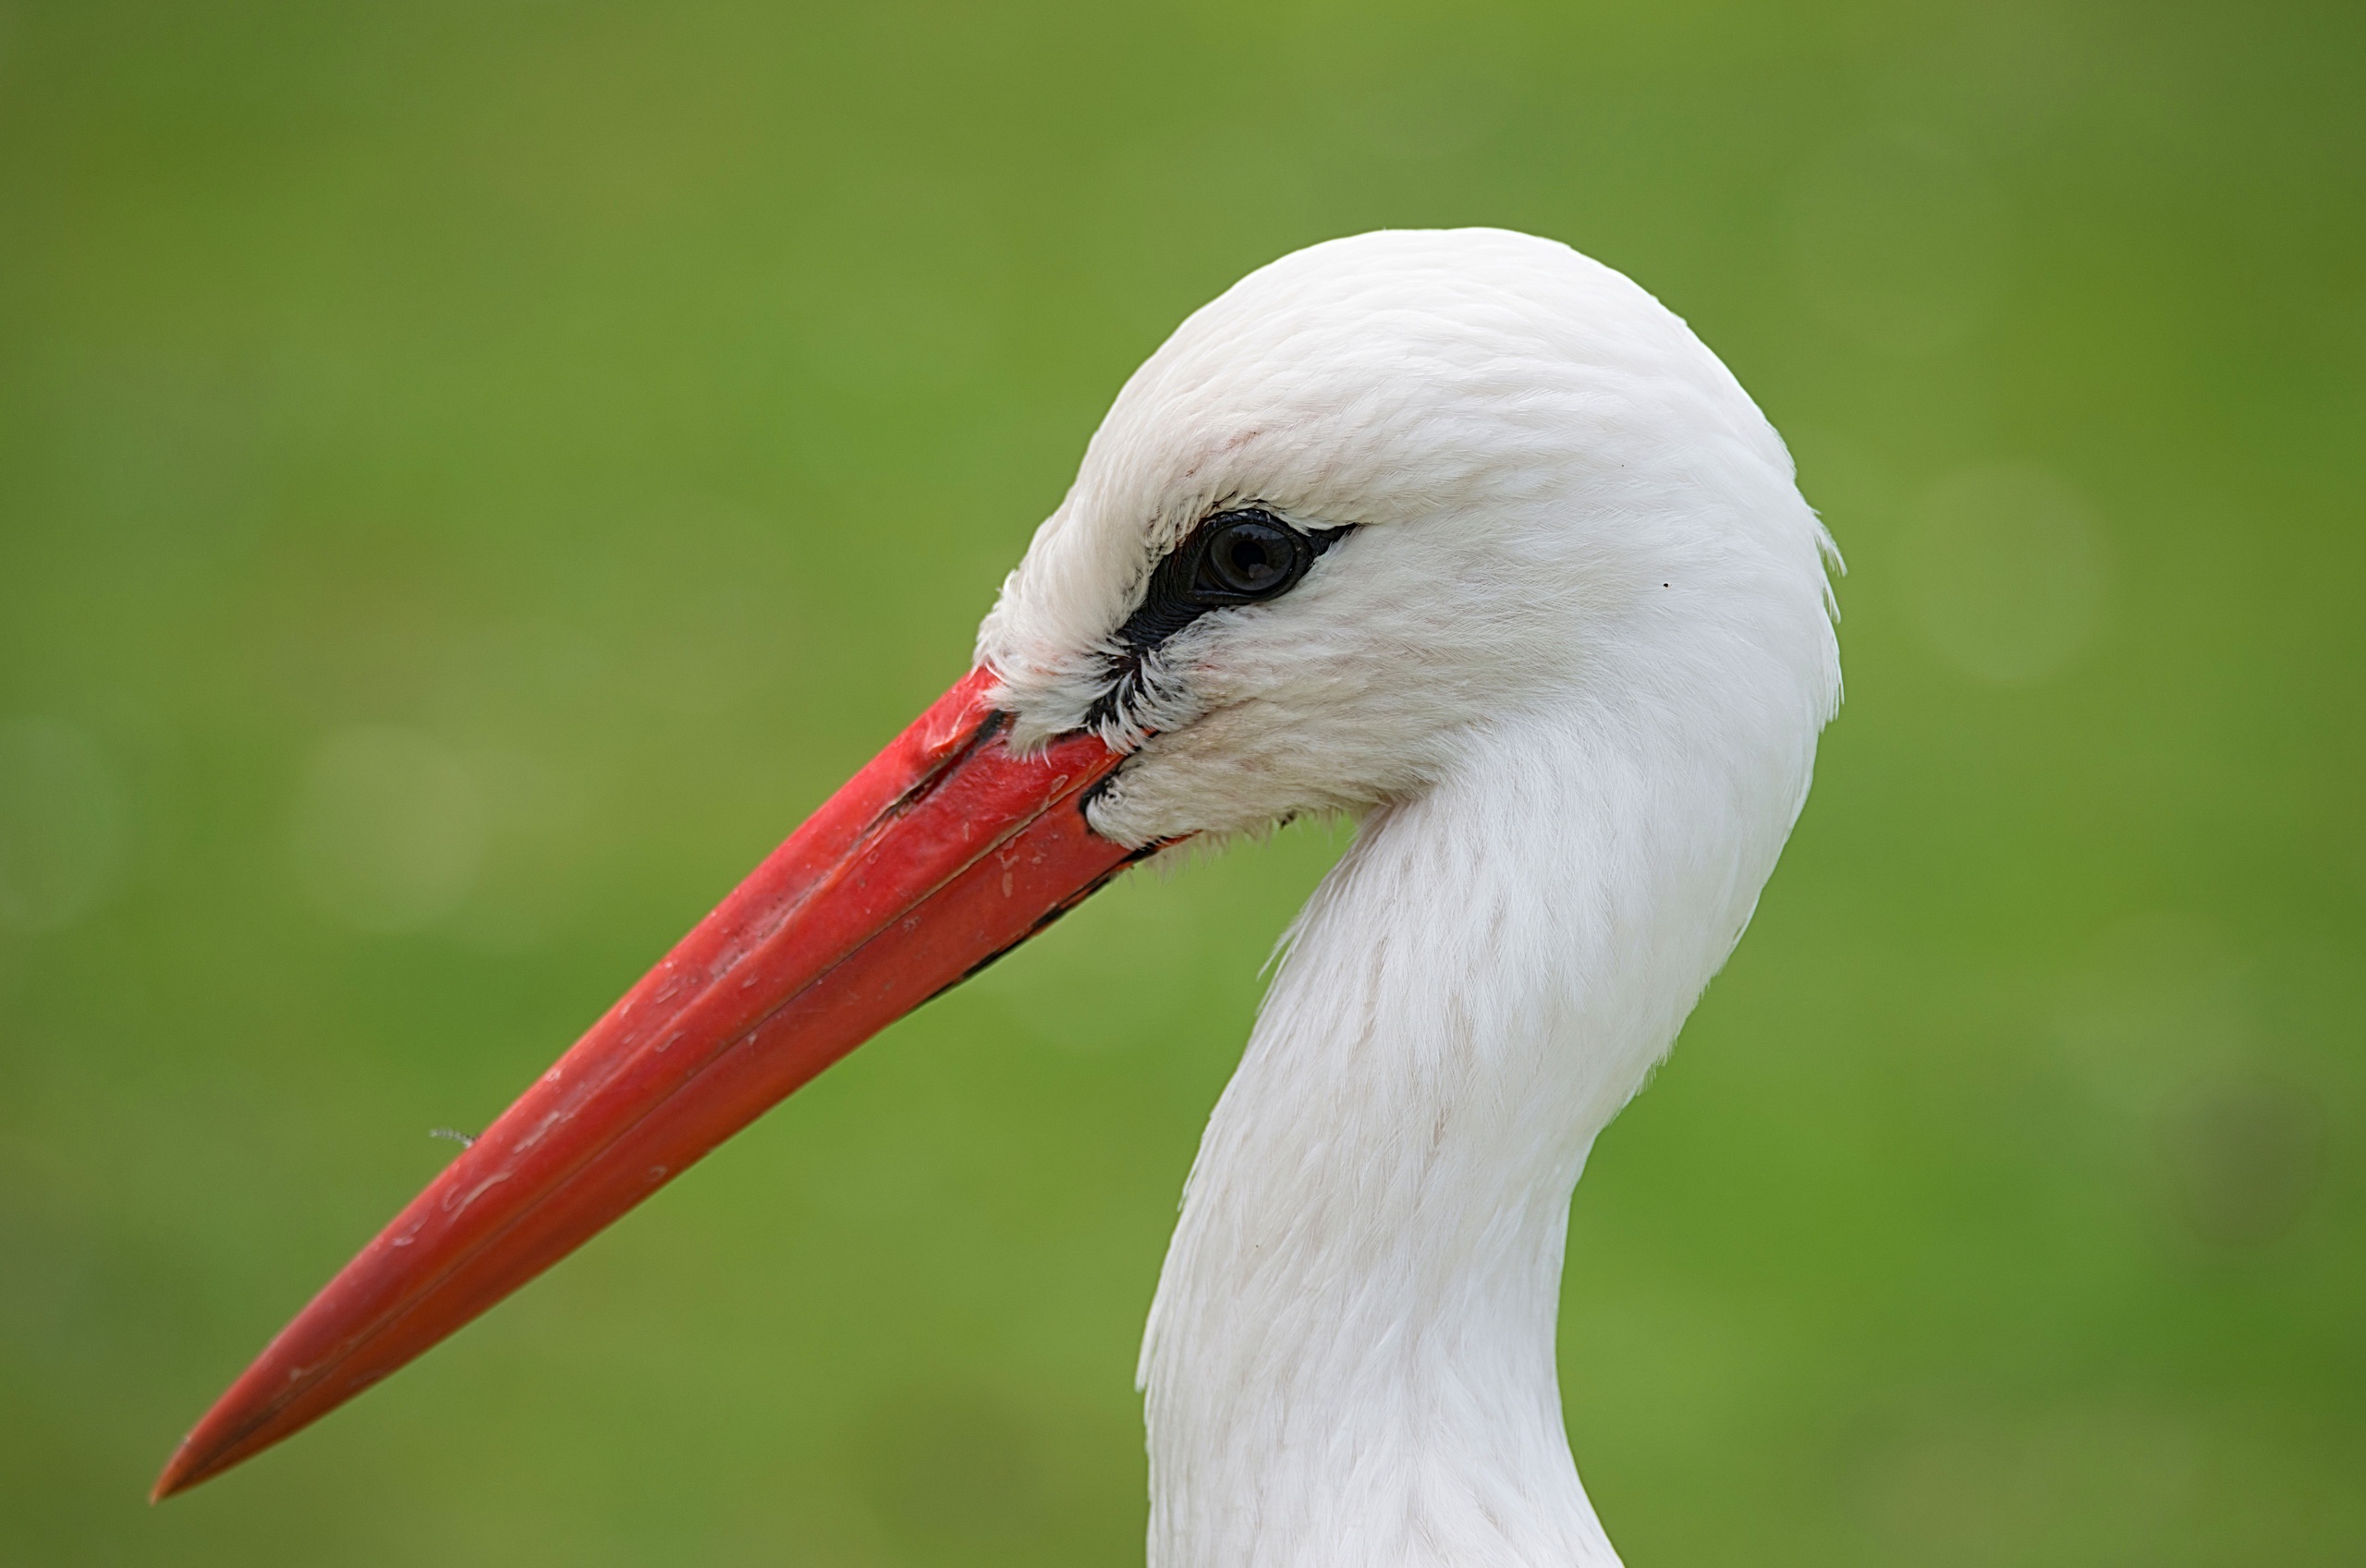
1083, 508, 1353, 734
1114, 509, 1353, 650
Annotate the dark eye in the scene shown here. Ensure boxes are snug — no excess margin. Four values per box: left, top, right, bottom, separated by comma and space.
1194, 516, 1304, 601
1084, 509, 1354, 732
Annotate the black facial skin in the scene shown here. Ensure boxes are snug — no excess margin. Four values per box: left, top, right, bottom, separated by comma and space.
1083, 507, 1353, 734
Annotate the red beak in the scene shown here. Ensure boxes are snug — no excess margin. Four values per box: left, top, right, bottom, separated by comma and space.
153, 666, 1139, 1500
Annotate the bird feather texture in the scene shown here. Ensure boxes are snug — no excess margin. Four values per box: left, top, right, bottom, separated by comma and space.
977, 229, 1841, 1567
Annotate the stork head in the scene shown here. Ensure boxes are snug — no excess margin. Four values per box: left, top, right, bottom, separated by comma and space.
984, 227, 1834, 848
153, 228, 1836, 1499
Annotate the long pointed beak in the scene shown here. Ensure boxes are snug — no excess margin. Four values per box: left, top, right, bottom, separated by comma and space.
154, 667, 1139, 1500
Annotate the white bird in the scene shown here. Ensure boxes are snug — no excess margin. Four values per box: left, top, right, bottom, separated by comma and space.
157, 227, 1841, 1568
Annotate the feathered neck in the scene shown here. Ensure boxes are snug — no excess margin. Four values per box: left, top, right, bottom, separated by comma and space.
1137, 706, 1790, 1568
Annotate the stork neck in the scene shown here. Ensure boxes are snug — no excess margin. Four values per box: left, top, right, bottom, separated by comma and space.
1140, 715, 1767, 1568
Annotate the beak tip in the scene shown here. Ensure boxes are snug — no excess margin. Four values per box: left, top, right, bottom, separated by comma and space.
150, 1448, 194, 1504
152, 1424, 237, 1502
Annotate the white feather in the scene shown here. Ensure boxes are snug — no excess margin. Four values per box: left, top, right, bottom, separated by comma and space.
979, 228, 1840, 1568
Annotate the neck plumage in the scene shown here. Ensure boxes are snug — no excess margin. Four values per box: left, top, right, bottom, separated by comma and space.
1139, 711, 1787, 1568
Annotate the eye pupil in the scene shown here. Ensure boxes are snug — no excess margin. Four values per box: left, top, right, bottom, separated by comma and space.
1200, 516, 1300, 598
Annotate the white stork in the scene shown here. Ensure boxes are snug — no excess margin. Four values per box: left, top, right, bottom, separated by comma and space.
157, 227, 1842, 1568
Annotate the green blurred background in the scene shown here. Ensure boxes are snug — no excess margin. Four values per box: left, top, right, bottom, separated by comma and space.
2, 1, 2360, 1563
